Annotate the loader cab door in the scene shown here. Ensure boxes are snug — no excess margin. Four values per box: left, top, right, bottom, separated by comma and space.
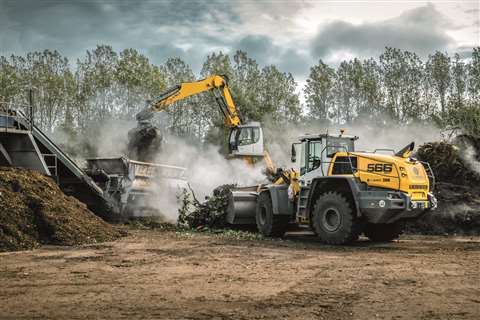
299, 139, 327, 186
228, 122, 264, 157
300, 140, 322, 175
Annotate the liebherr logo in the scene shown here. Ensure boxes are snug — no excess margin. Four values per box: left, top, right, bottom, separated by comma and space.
367, 163, 393, 173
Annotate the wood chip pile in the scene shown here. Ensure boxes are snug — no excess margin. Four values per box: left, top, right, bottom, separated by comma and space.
0, 167, 122, 252
407, 137, 480, 235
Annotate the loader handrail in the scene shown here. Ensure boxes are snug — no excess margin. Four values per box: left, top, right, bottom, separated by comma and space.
419, 160, 436, 192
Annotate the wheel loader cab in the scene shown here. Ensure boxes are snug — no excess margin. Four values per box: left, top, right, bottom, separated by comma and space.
228, 122, 264, 157
296, 134, 358, 183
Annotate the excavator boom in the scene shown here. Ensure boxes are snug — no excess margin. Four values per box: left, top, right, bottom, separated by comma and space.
132, 75, 266, 163
136, 75, 241, 127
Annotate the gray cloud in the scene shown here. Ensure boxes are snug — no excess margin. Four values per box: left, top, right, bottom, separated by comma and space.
276, 48, 311, 80
0, 0, 472, 82
456, 46, 475, 59
237, 35, 276, 66
234, 35, 311, 77
311, 3, 455, 60
0, 0, 237, 69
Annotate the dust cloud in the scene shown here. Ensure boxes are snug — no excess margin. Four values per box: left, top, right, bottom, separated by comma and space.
155, 134, 267, 198
263, 119, 442, 168
52, 118, 136, 161
138, 133, 267, 222
461, 144, 480, 175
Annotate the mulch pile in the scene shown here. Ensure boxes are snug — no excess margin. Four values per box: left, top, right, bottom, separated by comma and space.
407, 136, 480, 235
0, 167, 122, 252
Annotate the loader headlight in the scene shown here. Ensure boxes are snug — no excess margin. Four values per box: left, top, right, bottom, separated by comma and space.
387, 193, 401, 199
379, 200, 386, 208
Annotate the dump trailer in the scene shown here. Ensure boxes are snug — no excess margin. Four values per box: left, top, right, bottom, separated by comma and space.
228, 132, 437, 244
86, 157, 188, 220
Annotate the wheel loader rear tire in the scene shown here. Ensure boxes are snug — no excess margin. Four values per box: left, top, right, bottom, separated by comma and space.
364, 222, 404, 242
256, 192, 289, 237
312, 191, 362, 245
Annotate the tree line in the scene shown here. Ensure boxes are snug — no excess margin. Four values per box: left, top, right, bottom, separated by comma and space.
0, 45, 479, 149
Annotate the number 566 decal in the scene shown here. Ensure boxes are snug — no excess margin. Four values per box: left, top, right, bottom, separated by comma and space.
367, 163, 393, 173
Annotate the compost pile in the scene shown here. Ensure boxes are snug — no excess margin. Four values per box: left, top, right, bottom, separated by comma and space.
407, 136, 480, 235
0, 167, 121, 252
178, 185, 234, 230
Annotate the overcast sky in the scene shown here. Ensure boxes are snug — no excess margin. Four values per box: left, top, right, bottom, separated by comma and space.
1, 0, 479, 83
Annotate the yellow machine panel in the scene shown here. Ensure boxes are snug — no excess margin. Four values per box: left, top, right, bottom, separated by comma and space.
329, 151, 430, 201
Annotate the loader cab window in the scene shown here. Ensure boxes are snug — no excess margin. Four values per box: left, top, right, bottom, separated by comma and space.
332, 156, 358, 174
301, 140, 322, 175
326, 137, 354, 157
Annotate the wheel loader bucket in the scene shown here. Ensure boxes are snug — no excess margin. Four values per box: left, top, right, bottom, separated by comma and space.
226, 187, 258, 225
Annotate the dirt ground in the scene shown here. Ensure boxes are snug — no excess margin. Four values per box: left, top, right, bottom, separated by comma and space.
0, 230, 479, 320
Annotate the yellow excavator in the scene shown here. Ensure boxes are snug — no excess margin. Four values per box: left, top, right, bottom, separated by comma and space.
133, 75, 270, 167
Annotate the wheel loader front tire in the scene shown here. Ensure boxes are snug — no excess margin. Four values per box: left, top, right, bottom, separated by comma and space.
312, 191, 362, 245
364, 222, 404, 242
256, 192, 289, 237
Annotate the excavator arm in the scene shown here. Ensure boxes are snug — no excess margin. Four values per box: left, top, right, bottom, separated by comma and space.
132, 74, 274, 178
136, 75, 241, 127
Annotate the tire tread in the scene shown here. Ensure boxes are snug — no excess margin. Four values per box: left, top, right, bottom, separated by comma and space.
312, 191, 362, 244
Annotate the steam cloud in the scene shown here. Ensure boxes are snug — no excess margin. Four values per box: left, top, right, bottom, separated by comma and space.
264, 119, 442, 169
461, 144, 480, 176
149, 134, 267, 221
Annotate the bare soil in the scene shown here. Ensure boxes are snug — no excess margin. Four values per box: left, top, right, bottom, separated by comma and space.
0, 231, 479, 320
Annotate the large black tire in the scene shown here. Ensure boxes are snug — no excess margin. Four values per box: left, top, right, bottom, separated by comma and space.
312, 192, 362, 244
256, 192, 289, 237
364, 222, 404, 242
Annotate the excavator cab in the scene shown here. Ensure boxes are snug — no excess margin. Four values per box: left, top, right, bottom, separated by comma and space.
228, 122, 264, 157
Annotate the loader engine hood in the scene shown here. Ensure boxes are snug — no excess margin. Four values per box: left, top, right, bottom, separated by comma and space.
330, 151, 433, 201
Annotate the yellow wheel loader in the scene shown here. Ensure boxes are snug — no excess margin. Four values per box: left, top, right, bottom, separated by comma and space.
228, 132, 437, 244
